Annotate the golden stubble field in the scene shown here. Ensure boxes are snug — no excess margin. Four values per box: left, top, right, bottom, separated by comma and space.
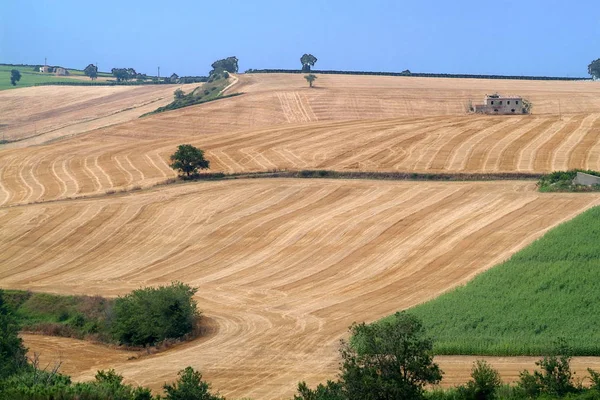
1, 74, 600, 207
1, 179, 599, 398
2, 73, 600, 398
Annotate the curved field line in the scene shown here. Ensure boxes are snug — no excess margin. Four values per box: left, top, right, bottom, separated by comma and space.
2, 180, 599, 399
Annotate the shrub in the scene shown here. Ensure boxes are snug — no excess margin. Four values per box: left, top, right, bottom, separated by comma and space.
110, 282, 200, 346
0, 290, 29, 379
163, 367, 223, 400
457, 360, 502, 400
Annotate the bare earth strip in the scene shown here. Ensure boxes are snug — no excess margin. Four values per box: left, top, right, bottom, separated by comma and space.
1, 179, 597, 399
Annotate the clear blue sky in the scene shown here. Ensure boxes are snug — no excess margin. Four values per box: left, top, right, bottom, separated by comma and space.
1, 0, 598, 77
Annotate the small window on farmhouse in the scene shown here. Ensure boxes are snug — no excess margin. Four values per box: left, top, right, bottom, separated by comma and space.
491, 101, 494, 105
511, 109, 516, 113
507, 101, 510, 105
516, 101, 519, 105
494, 109, 499, 112
499, 101, 503, 105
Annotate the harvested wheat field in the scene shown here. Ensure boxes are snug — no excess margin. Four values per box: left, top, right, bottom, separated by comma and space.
3, 113, 600, 207
0, 82, 201, 146
2, 74, 600, 207
1, 179, 597, 398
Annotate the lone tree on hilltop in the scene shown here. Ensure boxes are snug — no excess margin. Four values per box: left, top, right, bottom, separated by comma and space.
304, 74, 317, 88
300, 54, 317, 72
10, 70, 21, 86
84, 63, 98, 80
589, 59, 600, 80
170, 144, 210, 178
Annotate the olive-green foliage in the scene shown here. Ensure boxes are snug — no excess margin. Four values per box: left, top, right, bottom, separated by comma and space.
294, 381, 345, 400
404, 205, 600, 356
10, 69, 21, 86
0, 368, 154, 400
295, 313, 441, 400
111, 282, 200, 346
518, 343, 577, 398
169, 145, 210, 178
456, 360, 502, 400
588, 59, 600, 79
304, 74, 317, 87
0, 290, 28, 380
163, 367, 223, 400
4, 290, 113, 342
537, 169, 600, 192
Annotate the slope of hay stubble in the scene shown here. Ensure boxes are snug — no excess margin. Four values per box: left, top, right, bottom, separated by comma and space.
0, 83, 201, 145
2, 74, 600, 207
2, 179, 598, 398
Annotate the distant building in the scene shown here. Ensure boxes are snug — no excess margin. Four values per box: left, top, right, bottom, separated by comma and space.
54, 67, 69, 76
39, 65, 50, 73
474, 94, 528, 115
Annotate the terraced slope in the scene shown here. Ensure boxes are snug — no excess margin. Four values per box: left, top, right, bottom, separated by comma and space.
2, 179, 597, 399
2, 113, 600, 207
0, 83, 200, 145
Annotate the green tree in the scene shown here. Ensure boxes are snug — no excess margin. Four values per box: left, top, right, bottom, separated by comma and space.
10, 70, 21, 86
210, 56, 239, 74
457, 360, 502, 400
163, 367, 223, 400
110, 282, 200, 346
174, 88, 185, 99
294, 380, 345, 400
170, 144, 210, 178
111, 67, 137, 82
588, 58, 600, 80
518, 340, 577, 398
84, 63, 98, 80
304, 74, 317, 88
341, 312, 442, 400
301, 54, 318, 72
0, 289, 28, 379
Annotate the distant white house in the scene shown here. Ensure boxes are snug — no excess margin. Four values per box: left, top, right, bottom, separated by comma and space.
39, 66, 50, 73
474, 94, 528, 115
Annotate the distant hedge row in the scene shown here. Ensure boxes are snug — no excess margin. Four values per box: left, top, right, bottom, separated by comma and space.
34, 80, 173, 87
245, 69, 590, 81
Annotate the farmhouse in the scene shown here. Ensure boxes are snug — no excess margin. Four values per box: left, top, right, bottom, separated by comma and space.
474, 94, 527, 115
39, 65, 50, 73
54, 67, 69, 76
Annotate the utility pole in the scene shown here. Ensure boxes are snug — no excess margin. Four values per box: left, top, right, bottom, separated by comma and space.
158, 66, 160, 79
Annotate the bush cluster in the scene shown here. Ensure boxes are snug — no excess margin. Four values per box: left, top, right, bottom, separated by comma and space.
538, 169, 600, 192
111, 282, 200, 346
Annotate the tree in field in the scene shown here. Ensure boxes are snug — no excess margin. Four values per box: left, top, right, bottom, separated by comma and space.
170, 144, 210, 178
10, 69, 21, 86
304, 74, 317, 88
163, 367, 224, 400
111, 282, 200, 346
174, 88, 185, 99
340, 312, 442, 400
0, 289, 29, 379
301, 54, 317, 72
111, 67, 137, 82
210, 56, 239, 75
588, 59, 600, 80
84, 63, 98, 80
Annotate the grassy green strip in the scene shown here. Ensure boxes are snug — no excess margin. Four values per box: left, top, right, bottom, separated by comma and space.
538, 169, 600, 192
398, 205, 600, 356
140, 77, 241, 117
3, 290, 113, 342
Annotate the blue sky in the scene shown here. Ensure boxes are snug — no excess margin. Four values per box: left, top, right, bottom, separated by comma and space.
1, 0, 598, 77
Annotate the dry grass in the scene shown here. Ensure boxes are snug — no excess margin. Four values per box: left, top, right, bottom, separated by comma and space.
2, 179, 598, 398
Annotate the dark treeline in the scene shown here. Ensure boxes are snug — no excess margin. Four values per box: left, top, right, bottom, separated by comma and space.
246, 69, 590, 81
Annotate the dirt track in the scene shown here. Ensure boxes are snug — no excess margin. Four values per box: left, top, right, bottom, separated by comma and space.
2, 179, 597, 398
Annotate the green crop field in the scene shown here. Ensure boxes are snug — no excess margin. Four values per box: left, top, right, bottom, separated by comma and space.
393, 205, 600, 356
0, 65, 82, 90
